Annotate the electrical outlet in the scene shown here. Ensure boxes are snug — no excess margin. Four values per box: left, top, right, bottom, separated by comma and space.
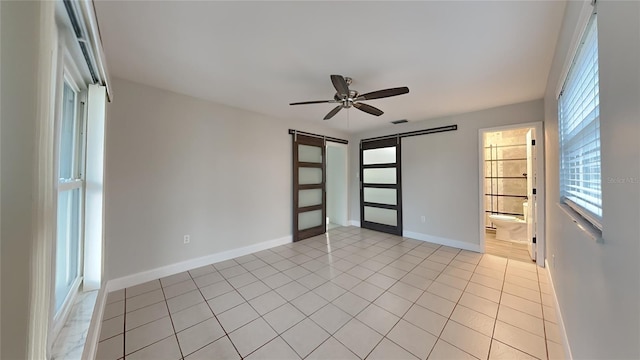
184, 235, 190, 244
420, 215, 426, 223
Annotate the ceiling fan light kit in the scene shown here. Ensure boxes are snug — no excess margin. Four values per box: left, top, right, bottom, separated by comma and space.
290, 75, 409, 120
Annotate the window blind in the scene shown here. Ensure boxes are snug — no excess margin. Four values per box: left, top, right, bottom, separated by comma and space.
559, 14, 602, 229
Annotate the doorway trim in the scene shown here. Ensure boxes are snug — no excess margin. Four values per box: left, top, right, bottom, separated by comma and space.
478, 121, 545, 267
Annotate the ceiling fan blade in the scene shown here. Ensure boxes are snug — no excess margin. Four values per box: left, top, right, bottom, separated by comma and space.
356, 87, 409, 101
330, 75, 350, 97
290, 99, 337, 105
324, 105, 343, 120
354, 102, 384, 116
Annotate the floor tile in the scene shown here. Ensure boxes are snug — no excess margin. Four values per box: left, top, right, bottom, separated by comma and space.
245, 337, 300, 360
497, 304, 544, 337
458, 292, 499, 318
126, 335, 182, 360
199, 280, 234, 300
126, 280, 161, 298
306, 337, 359, 360
263, 272, 293, 289
207, 290, 246, 314
309, 303, 352, 334
313, 282, 347, 302
100, 315, 124, 341
217, 302, 260, 333
95, 334, 123, 360
400, 273, 432, 290
351, 281, 386, 302
356, 303, 400, 335
163, 279, 197, 299
184, 336, 240, 360
332, 291, 370, 316
176, 317, 225, 356
290, 290, 329, 315
227, 272, 259, 289
440, 320, 491, 360
387, 319, 437, 359
262, 303, 306, 334
387, 281, 423, 302
282, 318, 330, 358
161, 272, 192, 287
103, 300, 124, 321
188, 265, 216, 278
166, 290, 205, 314
106, 289, 125, 305
403, 304, 447, 337
500, 293, 543, 318
493, 320, 547, 359
373, 291, 412, 317
547, 339, 566, 360
127, 289, 165, 312
464, 282, 502, 303
427, 281, 463, 302
237, 280, 271, 300
488, 339, 537, 360
451, 304, 496, 337
331, 273, 361, 290
220, 265, 248, 279
228, 318, 278, 357
334, 318, 383, 358
171, 301, 213, 332
282, 266, 311, 280
248, 290, 287, 315
275, 281, 309, 301
193, 272, 225, 288
368, 338, 419, 360
416, 291, 456, 318
545, 320, 563, 344
428, 339, 476, 360
125, 316, 174, 355
503, 282, 541, 303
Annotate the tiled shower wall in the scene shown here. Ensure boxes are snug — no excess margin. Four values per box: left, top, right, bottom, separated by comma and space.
484, 129, 530, 228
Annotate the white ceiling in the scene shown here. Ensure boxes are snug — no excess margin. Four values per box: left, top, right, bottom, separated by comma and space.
94, 1, 566, 134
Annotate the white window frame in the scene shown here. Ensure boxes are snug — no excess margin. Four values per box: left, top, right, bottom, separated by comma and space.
557, 2, 602, 234
50, 49, 89, 344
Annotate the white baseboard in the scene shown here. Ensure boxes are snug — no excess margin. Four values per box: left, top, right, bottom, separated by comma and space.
545, 260, 573, 360
349, 220, 361, 227
105, 235, 292, 292
81, 288, 107, 360
402, 230, 482, 253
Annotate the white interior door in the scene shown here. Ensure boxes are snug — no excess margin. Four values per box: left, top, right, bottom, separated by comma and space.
526, 129, 537, 261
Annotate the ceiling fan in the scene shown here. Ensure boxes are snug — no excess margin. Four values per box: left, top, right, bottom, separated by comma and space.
290, 75, 409, 120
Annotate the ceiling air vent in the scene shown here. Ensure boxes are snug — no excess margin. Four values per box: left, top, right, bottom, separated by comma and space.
391, 119, 408, 124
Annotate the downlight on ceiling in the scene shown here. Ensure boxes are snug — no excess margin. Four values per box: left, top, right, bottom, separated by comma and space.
391, 119, 408, 124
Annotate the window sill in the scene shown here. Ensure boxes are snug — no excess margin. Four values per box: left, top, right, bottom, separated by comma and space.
557, 203, 603, 243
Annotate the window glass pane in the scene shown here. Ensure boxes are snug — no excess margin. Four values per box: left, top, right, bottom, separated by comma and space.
299, 167, 322, 185
363, 147, 396, 165
59, 82, 77, 180
298, 145, 322, 163
55, 188, 81, 314
364, 188, 397, 205
364, 206, 397, 226
363, 168, 396, 184
559, 14, 602, 223
299, 189, 322, 207
298, 210, 323, 230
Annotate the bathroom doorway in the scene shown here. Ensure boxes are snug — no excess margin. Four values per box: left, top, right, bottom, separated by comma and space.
479, 122, 545, 266
326, 141, 349, 230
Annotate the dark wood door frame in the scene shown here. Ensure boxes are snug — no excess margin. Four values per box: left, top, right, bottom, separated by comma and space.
293, 134, 326, 242
360, 137, 403, 236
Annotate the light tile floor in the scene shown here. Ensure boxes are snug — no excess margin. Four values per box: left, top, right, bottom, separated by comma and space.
97, 226, 565, 360
485, 231, 533, 263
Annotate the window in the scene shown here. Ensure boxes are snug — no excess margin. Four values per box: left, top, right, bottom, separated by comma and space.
55, 77, 85, 316
558, 13, 602, 229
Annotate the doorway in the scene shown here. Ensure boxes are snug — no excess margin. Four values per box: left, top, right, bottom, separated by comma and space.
479, 122, 545, 266
326, 142, 348, 229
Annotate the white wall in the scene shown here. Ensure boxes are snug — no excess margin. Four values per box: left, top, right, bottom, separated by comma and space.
104, 78, 349, 281
0, 1, 40, 358
326, 144, 347, 226
543, 1, 640, 358
349, 100, 544, 250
